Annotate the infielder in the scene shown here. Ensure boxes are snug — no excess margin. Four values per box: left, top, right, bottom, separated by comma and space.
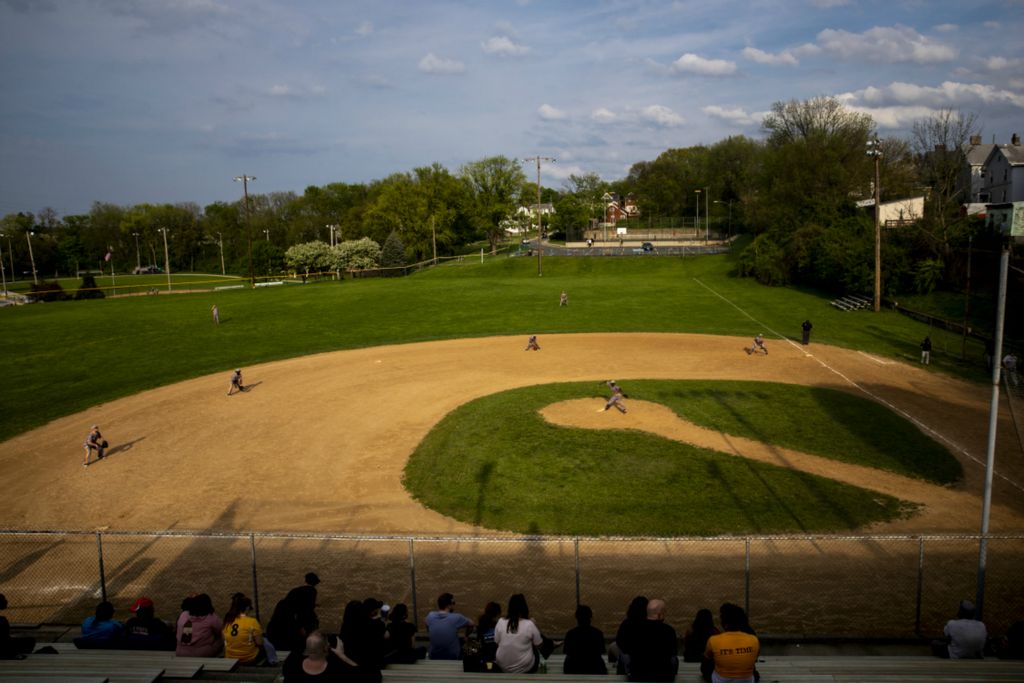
602, 380, 628, 413
525, 335, 541, 351
227, 368, 245, 395
746, 334, 768, 355
83, 425, 107, 466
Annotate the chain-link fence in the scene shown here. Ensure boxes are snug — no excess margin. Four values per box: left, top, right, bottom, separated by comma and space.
2, 530, 1021, 640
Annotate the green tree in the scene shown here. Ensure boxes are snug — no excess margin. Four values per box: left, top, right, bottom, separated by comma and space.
284, 240, 335, 276
334, 237, 381, 270
460, 156, 527, 253
380, 230, 407, 274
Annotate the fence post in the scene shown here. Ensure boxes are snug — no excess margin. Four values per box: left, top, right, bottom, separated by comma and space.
574, 537, 581, 607
408, 538, 419, 629
915, 538, 925, 636
95, 531, 107, 603
744, 538, 751, 617
250, 533, 261, 622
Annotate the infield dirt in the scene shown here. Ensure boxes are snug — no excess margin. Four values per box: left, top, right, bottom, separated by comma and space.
3, 333, 1023, 536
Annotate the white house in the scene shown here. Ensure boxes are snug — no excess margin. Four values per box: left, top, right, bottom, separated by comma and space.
962, 135, 997, 203
981, 134, 1024, 204
855, 196, 925, 227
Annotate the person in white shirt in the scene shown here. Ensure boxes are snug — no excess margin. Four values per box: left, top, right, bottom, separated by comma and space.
494, 593, 543, 673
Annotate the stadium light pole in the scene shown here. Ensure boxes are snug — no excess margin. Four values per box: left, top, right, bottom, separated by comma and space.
694, 189, 701, 238
217, 232, 226, 275
25, 229, 38, 285
234, 174, 257, 286
159, 228, 171, 291
521, 156, 555, 276
0, 237, 7, 295
263, 228, 270, 242
132, 232, 141, 271
866, 137, 882, 312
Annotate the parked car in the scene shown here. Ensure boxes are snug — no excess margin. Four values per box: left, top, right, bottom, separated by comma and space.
641, 242, 654, 252
132, 265, 163, 274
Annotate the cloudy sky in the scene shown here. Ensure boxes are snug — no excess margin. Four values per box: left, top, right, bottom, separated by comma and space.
1, 0, 1022, 217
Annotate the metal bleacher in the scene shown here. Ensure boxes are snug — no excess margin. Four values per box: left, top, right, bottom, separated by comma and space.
830, 294, 873, 311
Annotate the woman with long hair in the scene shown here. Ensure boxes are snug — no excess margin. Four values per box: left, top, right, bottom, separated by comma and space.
612, 595, 648, 675
494, 593, 543, 673
222, 592, 265, 665
176, 593, 223, 658
683, 608, 720, 663
476, 601, 502, 662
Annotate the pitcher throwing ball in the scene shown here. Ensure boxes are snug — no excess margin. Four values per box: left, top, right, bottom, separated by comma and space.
601, 380, 628, 414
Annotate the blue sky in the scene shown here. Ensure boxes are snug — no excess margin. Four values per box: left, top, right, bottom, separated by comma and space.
1, 0, 1022, 217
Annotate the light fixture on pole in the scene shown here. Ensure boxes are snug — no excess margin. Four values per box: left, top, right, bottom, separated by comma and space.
521, 156, 555, 276
132, 232, 141, 271
159, 227, 171, 292
25, 230, 38, 285
326, 224, 337, 248
714, 200, 733, 240
217, 232, 225, 275
233, 175, 257, 286
866, 137, 882, 312
263, 229, 270, 242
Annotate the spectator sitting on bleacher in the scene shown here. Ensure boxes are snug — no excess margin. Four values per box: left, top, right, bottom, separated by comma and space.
77, 600, 124, 648
932, 600, 987, 660
626, 598, 678, 683
176, 593, 223, 658
425, 592, 474, 660
562, 604, 607, 675
222, 592, 266, 665
360, 597, 389, 672
611, 595, 648, 675
284, 572, 321, 635
494, 593, 544, 674
384, 603, 425, 664
338, 599, 382, 682
268, 590, 313, 655
0, 593, 35, 659
283, 630, 358, 682
682, 608, 720, 663
702, 603, 759, 683
475, 601, 502, 663
124, 596, 174, 651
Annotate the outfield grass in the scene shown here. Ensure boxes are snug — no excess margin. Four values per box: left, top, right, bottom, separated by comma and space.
0, 252, 988, 442
403, 382, 931, 536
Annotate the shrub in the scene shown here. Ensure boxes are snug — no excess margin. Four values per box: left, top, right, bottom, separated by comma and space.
29, 281, 71, 302
75, 274, 106, 300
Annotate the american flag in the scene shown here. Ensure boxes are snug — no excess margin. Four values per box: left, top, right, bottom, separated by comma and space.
104, 249, 112, 262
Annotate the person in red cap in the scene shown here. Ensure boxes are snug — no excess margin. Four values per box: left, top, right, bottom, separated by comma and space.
125, 596, 174, 650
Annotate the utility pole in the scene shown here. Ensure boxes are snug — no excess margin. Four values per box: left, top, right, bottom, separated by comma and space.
866, 138, 883, 312
521, 156, 555, 276
217, 232, 226, 275
0, 237, 6, 295
695, 189, 701, 238
234, 174, 257, 286
431, 216, 437, 266
159, 227, 171, 291
705, 187, 710, 243
2, 234, 13, 282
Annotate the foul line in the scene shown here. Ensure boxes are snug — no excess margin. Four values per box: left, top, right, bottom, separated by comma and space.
693, 278, 1024, 495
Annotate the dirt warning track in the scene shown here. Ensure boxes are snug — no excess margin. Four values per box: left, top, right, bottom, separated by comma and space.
2, 333, 1022, 535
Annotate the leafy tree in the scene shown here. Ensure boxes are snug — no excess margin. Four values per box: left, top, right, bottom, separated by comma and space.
284, 240, 335, 276
334, 237, 381, 271
460, 156, 527, 253
380, 230, 407, 273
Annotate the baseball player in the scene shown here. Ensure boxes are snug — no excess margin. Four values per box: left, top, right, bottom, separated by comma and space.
746, 334, 768, 355
212, 304, 220, 325
525, 335, 541, 351
83, 425, 107, 466
559, 291, 568, 307
601, 380, 628, 413
227, 368, 245, 395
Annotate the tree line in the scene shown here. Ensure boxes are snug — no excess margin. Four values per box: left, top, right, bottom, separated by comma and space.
0, 98, 1005, 304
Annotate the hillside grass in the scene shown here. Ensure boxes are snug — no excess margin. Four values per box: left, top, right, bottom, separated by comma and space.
403, 382, 935, 536
0, 251, 988, 442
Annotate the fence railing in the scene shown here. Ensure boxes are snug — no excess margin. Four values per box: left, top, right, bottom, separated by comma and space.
2, 530, 1021, 640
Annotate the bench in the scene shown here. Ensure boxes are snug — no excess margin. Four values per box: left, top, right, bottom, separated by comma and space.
253, 281, 284, 287
0, 646, 242, 682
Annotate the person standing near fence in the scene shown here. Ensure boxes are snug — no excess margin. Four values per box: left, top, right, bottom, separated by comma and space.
920, 336, 932, 365
1004, 353, 1019, 387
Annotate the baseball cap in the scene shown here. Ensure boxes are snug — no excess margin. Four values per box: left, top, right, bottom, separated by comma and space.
130, 597, 154, 612
305, 572, 321, 586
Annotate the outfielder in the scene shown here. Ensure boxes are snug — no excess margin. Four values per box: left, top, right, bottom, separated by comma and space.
746, 334, 768, 355
602, 380, 628, 413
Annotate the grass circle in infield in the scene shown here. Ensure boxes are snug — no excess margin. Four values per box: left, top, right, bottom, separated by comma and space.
403, 380, 962, 537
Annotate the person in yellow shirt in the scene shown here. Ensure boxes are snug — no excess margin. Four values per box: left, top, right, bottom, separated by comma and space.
702, 602, 759, 683
222, 593, 265, 665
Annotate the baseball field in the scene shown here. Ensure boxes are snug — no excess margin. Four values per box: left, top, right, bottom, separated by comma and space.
1, 252, 1022, 635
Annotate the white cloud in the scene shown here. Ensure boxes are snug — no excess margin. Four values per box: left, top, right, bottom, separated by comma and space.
482, 35, 529, 56
809, 0, 850, 7
639, 104, 685, 127
266, 83, 326, 99
702, 105, 766, 127
817, 25, 957, 64
671, 52, 737, 76
742, 46, 799, 66
538, 104, 567, 120
933, 23, 957, 32
985, 56, 1023, 70
356, 21, 373, 36
418, 53, 465, 74
591, 108, 617, 123
839, 81, 1024, 110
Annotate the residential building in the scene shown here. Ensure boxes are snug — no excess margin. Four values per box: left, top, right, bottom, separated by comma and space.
981, 134, 1024, 204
